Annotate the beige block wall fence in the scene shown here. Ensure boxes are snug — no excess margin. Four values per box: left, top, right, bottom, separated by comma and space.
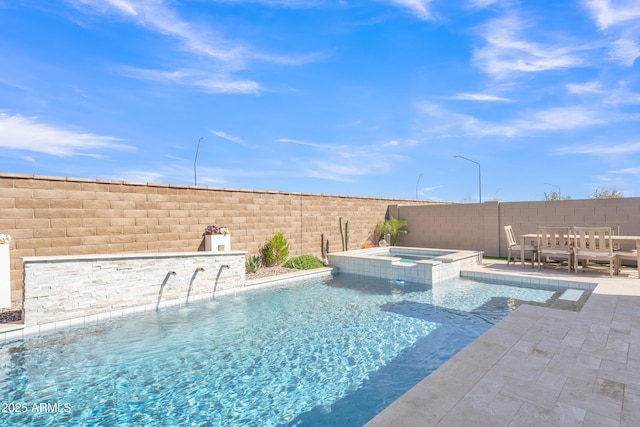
2, 173, 639, 308
397, 198, 640, 257
0, 173, 432, 305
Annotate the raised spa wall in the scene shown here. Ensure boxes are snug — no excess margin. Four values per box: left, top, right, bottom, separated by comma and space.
22, 251, 246, 328
327, 247, 483, 285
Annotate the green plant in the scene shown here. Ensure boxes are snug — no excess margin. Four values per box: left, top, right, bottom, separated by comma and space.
261, 231, 290, 266
374, 216, 408, 246
283, 255, 324, 270
339, 216, 350, 251
245, 255, 261, 273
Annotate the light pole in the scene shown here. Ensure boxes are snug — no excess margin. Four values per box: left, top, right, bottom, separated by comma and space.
416, 174, 423, 199
194, 137, 204, 186
544, 182, 561, 200
453, 155, 482, 203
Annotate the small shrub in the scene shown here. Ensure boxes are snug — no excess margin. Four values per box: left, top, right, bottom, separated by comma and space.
283, 255, 324, 270
245, 255, 261, 273
262, 231, 290, 266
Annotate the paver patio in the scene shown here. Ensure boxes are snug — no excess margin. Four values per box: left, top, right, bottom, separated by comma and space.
366, 260, 640, 426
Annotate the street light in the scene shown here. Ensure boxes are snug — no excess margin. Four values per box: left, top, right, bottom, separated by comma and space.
453, 155, 482, 203
194, 137, 204, 186
544, 182, 561, 200
416, 174, 423, 199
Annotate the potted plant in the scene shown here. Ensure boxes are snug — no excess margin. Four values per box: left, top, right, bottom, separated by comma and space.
203, 225, 231, 251
0, 233, 11, 308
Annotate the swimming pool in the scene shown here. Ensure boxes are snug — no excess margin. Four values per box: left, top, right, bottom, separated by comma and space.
0, 273, 589, 426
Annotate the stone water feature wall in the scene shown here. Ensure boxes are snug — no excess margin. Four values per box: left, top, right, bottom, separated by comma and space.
22, 251, 245, 327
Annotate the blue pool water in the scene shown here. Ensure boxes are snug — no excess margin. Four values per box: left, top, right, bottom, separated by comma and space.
0, 273, 573, 426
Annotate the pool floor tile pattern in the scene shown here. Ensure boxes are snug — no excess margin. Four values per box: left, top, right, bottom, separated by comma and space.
366, 261, 640, 427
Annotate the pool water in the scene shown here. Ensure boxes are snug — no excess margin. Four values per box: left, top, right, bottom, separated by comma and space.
0, 273, 577, 426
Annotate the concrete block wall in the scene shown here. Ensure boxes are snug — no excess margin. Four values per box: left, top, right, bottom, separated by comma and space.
0, 173, 430, 305
22, 251, 245, 327
396, 198, 640, 257
398, 203, 489, 251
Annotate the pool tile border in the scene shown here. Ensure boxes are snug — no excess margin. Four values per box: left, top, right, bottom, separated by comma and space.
0, 268, 333, 344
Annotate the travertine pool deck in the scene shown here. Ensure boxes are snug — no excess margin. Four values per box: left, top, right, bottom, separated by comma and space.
366, 260, 640, 426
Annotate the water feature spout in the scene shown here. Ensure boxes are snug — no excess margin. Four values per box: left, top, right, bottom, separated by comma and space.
221, 264, 230, 269
157, 271, 177, 310
196, 267, 205, 272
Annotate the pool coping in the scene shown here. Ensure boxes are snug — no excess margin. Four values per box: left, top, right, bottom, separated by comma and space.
365, 260, 640, 426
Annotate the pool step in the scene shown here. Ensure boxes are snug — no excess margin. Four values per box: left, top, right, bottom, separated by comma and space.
558, 289, 584, 302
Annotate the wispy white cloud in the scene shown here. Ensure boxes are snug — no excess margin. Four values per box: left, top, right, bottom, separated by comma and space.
381, 140, 399, 147
608, 37, 640, 66
0, 113, 133, 157
473, 15, 585, 78
66, 0, 324, 93
121, 67, 260, 94
583, 0, 640, 30
416, 102, 518, 137
278, 138, 325, 148
67, 0, 245, 64
555, 141, 640, 155
307, 161, 373, 181
383, 0, 434, 20
210, 130, 245, 145
467, 0, 499, 8
519, 107, 608, 131
278, 136, 408, 181
417, 184, 443, 199
416, 102, 633, 138
116, 170, 165, 183
567, 80, 640, 105
566, 81, 605, 94
583, 0, 640, 66
448, 93, 513, 102
611, 166, 640, 175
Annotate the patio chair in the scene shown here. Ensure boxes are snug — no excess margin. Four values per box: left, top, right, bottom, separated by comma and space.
504, 225, 536, 267
573, 227, 614, 277
537, 226, 572, 273
614, 239, 640, 278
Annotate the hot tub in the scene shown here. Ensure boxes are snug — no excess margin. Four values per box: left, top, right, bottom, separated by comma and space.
327, 246, 483, 285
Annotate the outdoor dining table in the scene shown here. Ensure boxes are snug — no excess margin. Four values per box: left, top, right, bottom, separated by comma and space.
518, 233, 640, 270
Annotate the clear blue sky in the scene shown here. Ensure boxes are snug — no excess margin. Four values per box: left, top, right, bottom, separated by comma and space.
1, 1, 639, 202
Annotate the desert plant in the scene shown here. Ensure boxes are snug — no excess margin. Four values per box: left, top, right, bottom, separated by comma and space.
339, 216, 350, 251
321, 233, 329, 259
261, 231, 290, 266
283, 255, 324, 270
245, 255, 261, 273
374, 216, 408, 246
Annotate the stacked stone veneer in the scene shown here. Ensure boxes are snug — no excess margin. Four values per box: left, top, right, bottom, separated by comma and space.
22, 251, 245, 327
